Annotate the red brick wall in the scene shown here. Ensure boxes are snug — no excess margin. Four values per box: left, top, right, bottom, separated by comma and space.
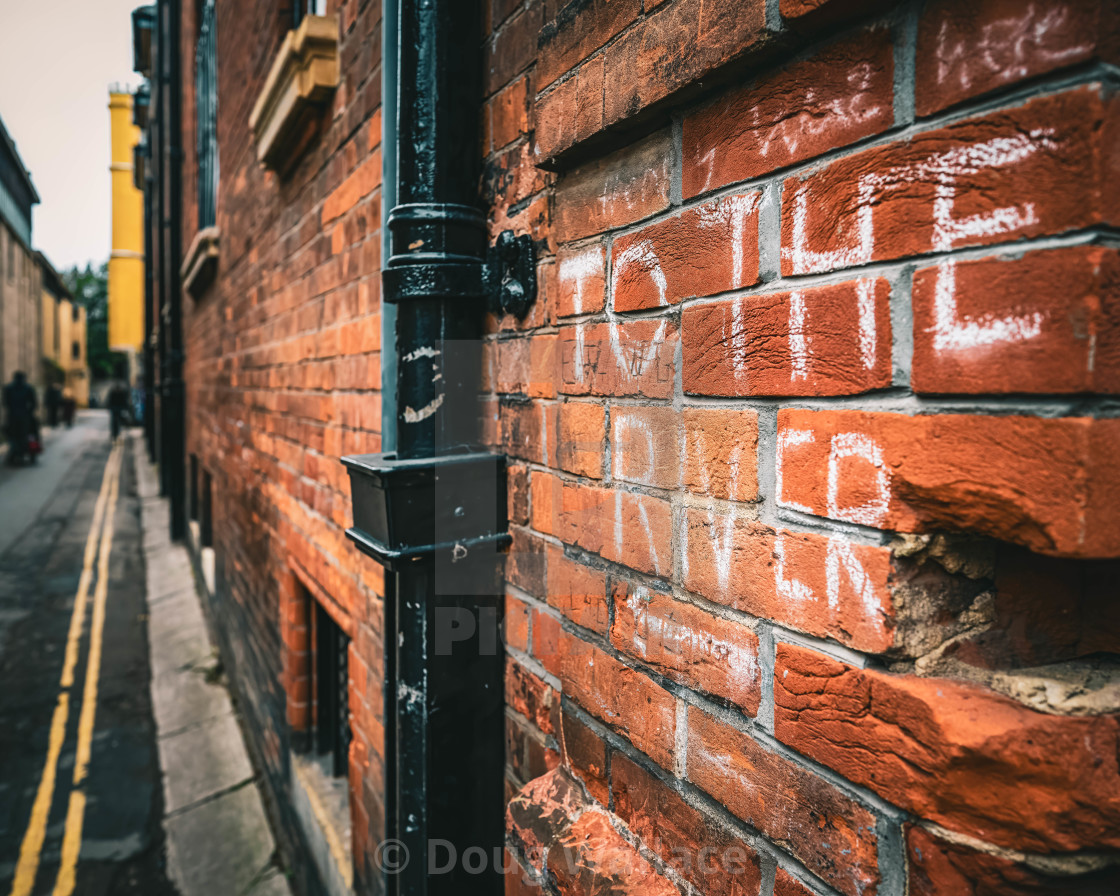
180, 0, 385, 891
492, 1, 1120, 894
182, 0, 1120, 893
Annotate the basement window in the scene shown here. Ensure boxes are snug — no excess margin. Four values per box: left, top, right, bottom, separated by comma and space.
189, 454, 199, 521
313, 600, 350, 777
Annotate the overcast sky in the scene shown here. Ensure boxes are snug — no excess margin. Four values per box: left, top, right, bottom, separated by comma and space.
0, 1, 143, 272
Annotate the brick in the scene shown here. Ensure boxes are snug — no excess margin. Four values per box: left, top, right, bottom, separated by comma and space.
536, 0, 642, 90
611, 753, 762, 896
779, 0, 892, 26
688, 706, 880, 896
505, 592, 530, 652
609, 405, 678, 489
906, 824, 1120, 896
548, 809, 681, 896
781, 87, 1119, 277
683, 28, 894, 197
549, 401, 605, 479
554, 130, 673, 242
774, 643, 1120, 853
503, 400, 547, 464
560, 707, 609, 805
487, 1, 544, 94
531, 473, 672, 577
558, 318, 677, 399
507, 767, 589, 872
776, 409, 1120, 558
546, 547, 609, 635
599, 0, 768, 151
556, 244, 606, 317
911, 246, 1120, 394
612, 193, 761, 312
679, 407, 759, 502
535, 54, 607, 161
535, 624, 676, 768
611, 582, 761, 715
916, 0, 1120, 117
681, 508, 895, 654
508, 658, 560, 734
774, 869, 819, 896
682, 278, 893, 396
528, 335, 558, 399
322, 150, 381, 225
488, 75, 530, 152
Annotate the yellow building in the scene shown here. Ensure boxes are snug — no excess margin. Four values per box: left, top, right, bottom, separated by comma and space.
38, 252, 90, 407
108, 89, 145, 375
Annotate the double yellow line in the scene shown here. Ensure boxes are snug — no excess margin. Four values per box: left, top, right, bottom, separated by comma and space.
10, 442, 122, 896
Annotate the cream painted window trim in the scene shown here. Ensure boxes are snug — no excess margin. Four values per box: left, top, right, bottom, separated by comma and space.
181, 226, 220, 299
249, 14, 340, 173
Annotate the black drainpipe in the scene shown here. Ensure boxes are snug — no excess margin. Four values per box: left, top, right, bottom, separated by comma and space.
158, 0, 186, 540
343, 0, 535, 893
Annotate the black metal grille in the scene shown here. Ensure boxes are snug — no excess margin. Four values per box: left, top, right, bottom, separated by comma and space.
195, 0, 218, 229
314, 601, 350, 777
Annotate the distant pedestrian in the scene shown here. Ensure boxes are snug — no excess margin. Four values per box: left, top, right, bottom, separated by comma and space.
108, 381, 130, 442
61, 388, 76, 428
45, 383, 63, 427
2, 371, 38, 466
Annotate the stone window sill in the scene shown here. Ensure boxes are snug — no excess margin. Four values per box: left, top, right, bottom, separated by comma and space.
249, 15, 339, 174
291, 751, 353, 896
181, 226, 220, 299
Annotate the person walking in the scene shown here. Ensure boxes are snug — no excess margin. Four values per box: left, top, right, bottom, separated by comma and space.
108, 380, 130, 442
2, 371, 38, 466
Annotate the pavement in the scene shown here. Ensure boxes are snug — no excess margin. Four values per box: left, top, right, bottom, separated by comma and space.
134, 433, 291, 896
0, 414, 290, 896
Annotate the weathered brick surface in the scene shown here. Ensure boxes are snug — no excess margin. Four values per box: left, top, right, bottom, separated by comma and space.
610, 583, 762, 714
611, 193, 761, 311
682, 278, 893, 396
775, 644, 1120, 853
180, 2, 1120, 894
777, 409, 1120, 557
683, 28, 894, 196
688, 706, 880, 896
915, 0, 1120, 117
611, 754, 763, 896
910, 246, 1120, 394
781, 87, 1119, 276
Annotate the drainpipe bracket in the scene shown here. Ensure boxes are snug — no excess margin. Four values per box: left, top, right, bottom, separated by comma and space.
486, 230, 536, 318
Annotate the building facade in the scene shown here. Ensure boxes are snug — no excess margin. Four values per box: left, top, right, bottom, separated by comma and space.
136, 2, 1120, 895
0, 116, 41, 400
108, 89, 146, 384
38, 252, 90, 407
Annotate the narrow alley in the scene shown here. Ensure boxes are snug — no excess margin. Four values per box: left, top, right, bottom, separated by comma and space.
0, 417, 286, 896
0, 413, 173, 894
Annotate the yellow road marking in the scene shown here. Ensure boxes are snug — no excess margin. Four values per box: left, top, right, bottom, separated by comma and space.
9, 444, 121, 896
52, 453, 122, 896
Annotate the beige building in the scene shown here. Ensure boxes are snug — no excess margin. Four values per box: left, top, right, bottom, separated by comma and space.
39, 252, 89, 407
0, 115, 41, 399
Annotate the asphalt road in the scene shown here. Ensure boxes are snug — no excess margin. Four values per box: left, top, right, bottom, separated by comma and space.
0, 413, 178, 895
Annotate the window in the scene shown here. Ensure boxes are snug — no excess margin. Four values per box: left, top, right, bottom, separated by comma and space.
195, 0, 218, 229
72, 340, 81, 360
189, 454, 199, 521
72, 303, 80, 322
200, 469, 213, 547
313, 600, 350, 776
292, 0, 327, 29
